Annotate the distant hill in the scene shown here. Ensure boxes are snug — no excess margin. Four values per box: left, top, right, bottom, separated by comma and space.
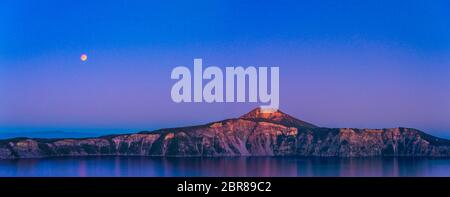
0, 131, 104, 139
0, 108, 449, 159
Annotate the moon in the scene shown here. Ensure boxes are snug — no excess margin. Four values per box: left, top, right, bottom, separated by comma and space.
80, 54, 88, 62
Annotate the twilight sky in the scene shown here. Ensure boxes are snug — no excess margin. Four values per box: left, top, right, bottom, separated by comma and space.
0, 0, 449, 138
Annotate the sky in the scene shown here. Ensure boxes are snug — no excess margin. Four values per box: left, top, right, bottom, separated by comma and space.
0, 0, 449, 138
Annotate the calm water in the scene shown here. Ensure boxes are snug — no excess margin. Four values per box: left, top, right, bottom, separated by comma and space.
0, 156, 449, 177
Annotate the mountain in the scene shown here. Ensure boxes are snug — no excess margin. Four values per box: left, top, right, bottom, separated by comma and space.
0, 108, 449, 159
240, 108, 317, 128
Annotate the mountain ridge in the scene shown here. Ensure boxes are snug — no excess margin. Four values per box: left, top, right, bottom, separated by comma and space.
1, 108, 449, 159
239, 108, 318, 128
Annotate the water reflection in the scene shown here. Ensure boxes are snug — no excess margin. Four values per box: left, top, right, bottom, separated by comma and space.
0, 156, 449, 177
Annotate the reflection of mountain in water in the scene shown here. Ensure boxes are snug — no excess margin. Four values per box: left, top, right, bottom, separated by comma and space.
1, 108, 449, 159
1, 157, 449, 177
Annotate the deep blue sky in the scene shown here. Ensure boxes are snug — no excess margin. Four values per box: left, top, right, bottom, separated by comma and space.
1, 0, 449, 138
2, 0, 450, 58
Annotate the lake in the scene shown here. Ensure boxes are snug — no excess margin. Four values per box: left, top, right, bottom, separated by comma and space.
0, 156, 449, 177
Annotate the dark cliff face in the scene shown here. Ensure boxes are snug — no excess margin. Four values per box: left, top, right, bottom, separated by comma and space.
1, 108, 449, 159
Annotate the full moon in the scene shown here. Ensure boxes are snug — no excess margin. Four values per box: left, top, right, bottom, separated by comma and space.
80, 54, 88, 62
